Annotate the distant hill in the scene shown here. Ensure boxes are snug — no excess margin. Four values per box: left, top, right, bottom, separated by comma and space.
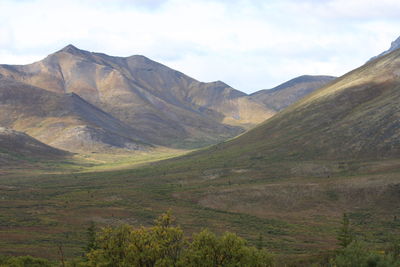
0, 77, 149, 152
0, 127, 68, 165
249, 75, 336, 111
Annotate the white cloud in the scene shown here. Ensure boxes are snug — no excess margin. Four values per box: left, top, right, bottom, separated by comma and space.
0, 50, 42, 65
0, 0, 399, 93
310, 0, 400, 19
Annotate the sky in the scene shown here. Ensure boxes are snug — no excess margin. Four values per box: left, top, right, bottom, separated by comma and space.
0, 0, 400, 93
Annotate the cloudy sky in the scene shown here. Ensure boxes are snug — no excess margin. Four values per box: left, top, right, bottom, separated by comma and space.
1, 0, 400, 93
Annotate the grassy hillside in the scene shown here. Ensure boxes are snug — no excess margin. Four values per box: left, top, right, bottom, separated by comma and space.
192, 48, 400, 163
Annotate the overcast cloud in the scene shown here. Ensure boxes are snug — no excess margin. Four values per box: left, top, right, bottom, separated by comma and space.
0, 0, 399, 93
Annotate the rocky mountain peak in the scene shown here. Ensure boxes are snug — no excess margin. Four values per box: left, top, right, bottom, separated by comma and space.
389, 36, 400, 51
60, 44, 80, 52
57, 44, 90, 57
369, 35, 400, 61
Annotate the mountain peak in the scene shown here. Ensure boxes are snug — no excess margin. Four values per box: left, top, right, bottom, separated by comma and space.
59, 44, 80, 52
127, 54, 156, 64
369, 35, 400, 61
57, 44, 90, 57
389, 36, 400, 51
212, 80, 229, 87
379, 35, 400, 56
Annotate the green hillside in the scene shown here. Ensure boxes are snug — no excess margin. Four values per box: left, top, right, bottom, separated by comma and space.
190, 48, 400, 163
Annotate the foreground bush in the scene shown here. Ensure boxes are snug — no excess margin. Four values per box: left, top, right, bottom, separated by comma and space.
0, 255, 53, 267
331, 241, 400, 267
180, 229, 274, 267
86, 212, 274, 267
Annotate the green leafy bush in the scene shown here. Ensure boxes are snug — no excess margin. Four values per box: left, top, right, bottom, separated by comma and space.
86, 212, 274, 267
0, 255, 53, 267
331, 241, 400, 267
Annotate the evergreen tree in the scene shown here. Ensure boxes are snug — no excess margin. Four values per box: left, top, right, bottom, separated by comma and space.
337, 213, 354, 249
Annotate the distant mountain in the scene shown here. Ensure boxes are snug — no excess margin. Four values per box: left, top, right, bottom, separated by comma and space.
249, 75, 336, 111
0, 127, 68, 165
190, 44, 400, 162
370, 35, 400, 61
0, 45, 335, 150
0, 77, 149, 152
0, 45, 274, 148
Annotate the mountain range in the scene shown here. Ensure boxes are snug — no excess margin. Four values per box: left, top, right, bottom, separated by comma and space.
0, 45, 333, 152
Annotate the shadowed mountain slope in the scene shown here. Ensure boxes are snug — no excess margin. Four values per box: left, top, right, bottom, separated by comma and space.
0, 77, 149, 152
0, 45, 274, 148
0, 127, 68, 165
249, 75, 336, 111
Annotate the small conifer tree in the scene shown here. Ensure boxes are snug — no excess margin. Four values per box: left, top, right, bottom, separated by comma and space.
337, 213, 354, 249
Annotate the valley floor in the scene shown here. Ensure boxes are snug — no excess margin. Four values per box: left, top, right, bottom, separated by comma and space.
0, 151, 399, 262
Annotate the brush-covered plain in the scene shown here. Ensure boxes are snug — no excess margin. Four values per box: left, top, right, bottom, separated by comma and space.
0, 150, 399, 262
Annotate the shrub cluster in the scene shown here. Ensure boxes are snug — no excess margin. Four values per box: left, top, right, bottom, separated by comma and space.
85, 211, 274, 267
